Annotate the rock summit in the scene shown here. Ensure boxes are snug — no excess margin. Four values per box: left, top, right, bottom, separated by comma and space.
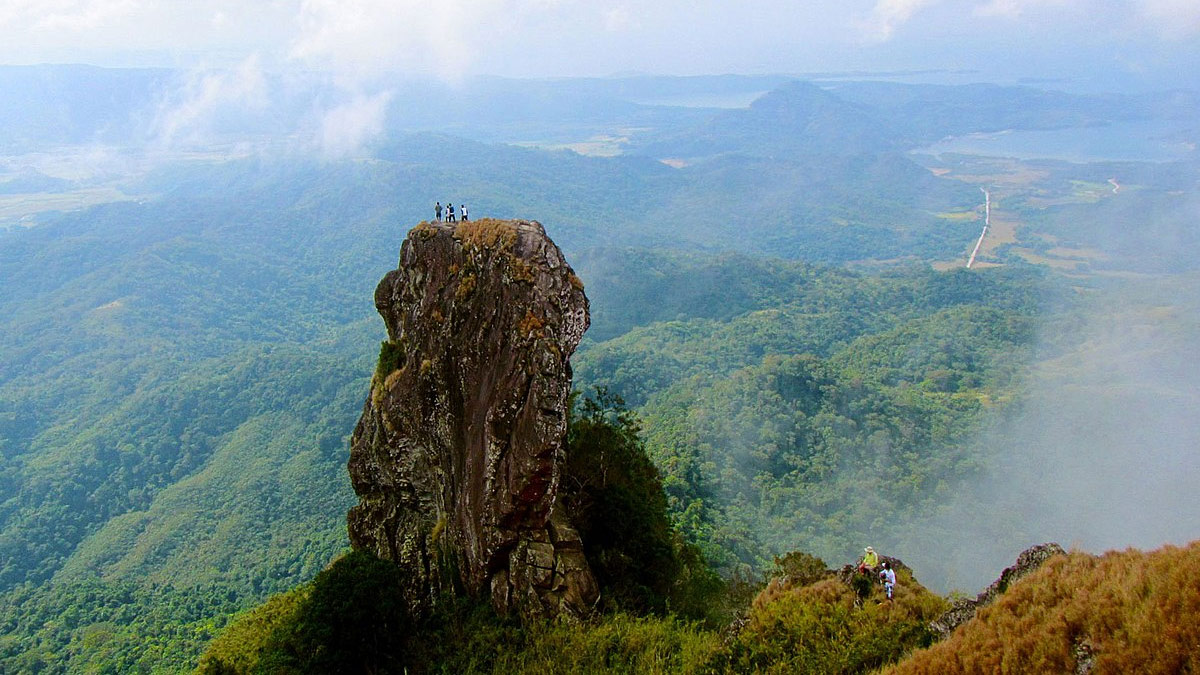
347, 219, 598, 620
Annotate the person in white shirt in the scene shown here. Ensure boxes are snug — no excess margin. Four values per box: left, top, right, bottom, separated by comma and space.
879, 561, 896, 600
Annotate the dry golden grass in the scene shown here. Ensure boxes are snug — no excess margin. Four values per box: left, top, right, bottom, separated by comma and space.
383, 368, 405, 391
935, 210, 979, 222
884, 541, 1200, 675
453, 218, 518, 251
456, 273, 476, 301
412, 221, 440, 239
510, 257, 536, 284
517, 310, 546, 338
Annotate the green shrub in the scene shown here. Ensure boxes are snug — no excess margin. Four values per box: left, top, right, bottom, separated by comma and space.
715, 571, 945, 674
195, 588, 308, 674
771, 551, 829, 587
376, 340, 404, 379
253, 550, 412, 674
402, 594, 524, 674
493, 613, 722, 675
561, 389, 685, 616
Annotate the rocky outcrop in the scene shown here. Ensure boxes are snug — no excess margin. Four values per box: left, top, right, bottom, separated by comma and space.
346, 218, 598, 620
930, 542, 1066, 639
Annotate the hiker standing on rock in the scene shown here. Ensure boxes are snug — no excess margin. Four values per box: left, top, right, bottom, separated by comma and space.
447, 203, 456, 223
435, 202, 442, 222
879, 561, 896, 600
461, 205, 468, 222
859, 546, 879, 575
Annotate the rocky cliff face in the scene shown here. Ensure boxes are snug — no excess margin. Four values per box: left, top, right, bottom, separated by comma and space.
347, 218, 598, 620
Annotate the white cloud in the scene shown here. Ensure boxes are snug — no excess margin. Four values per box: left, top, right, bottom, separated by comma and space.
317, 90, 393, 157
0, 1, 1194, 86
288, 0, 488, 81
860, 0, 944, 42
152, 54, 268, 148
604, 6, 637, 32
864, 0, 1200, 41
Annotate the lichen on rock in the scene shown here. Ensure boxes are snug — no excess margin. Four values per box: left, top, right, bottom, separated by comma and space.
347, 218, 598, 620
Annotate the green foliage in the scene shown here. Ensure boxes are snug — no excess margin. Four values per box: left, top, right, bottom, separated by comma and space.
562, 389, 682, 615
561, 389, 729, 622
207, 593, 723, 675
716, 568, 946, 675
771, 551, 829, 588
571, 255, 1050, 575
398, 594, 524, 674
850, 573, 875, 602
376, 340, 404, 379
0, 578, 250, 674
252, 550, 412, 674
197, 587, 309, 675
492, 613, 723, 675
718, 600, 932, 674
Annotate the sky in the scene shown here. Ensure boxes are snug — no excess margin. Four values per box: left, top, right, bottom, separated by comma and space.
1, 0, 1198, 88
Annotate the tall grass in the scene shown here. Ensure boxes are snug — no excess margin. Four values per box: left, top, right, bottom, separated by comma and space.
885, 541, 1200, 674
715, 567, 948, 674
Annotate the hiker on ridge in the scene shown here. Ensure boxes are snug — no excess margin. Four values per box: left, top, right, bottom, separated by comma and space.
858, 546, 879, 575
435, 202, 442, 222
447, 203, 456, 223
461, 205, 468, 222
879, 561, 896, 600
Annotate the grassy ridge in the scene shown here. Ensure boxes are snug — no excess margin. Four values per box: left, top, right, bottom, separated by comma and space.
886, 542, 1200, 674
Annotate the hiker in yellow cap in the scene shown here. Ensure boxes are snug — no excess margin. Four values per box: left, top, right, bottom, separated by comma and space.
858, 546, 879, 575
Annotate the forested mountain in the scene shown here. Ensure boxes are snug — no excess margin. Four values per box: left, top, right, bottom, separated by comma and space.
1, 70, 1197, 671
633, 80, 903, 159
571, 254, 1051, 573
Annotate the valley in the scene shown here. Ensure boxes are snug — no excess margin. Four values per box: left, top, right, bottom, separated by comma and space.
0, 68, 1197, 672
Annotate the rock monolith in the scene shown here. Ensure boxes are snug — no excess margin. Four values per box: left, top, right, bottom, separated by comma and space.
347, 218, 598, 620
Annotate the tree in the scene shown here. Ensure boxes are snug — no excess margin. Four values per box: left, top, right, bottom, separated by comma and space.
561, 388, 683, 615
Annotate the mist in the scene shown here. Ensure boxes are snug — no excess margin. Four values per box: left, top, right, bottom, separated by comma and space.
904, 266, 1200, 593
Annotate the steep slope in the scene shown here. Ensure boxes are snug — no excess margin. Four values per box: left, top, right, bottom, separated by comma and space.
885, 542, 1200, 674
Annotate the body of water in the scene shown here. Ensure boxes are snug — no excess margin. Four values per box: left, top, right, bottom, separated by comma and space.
919, 120, 1196, 163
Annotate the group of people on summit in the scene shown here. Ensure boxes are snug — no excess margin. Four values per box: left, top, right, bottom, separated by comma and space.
434, 201, 468, 223
857, 545, 897, 600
